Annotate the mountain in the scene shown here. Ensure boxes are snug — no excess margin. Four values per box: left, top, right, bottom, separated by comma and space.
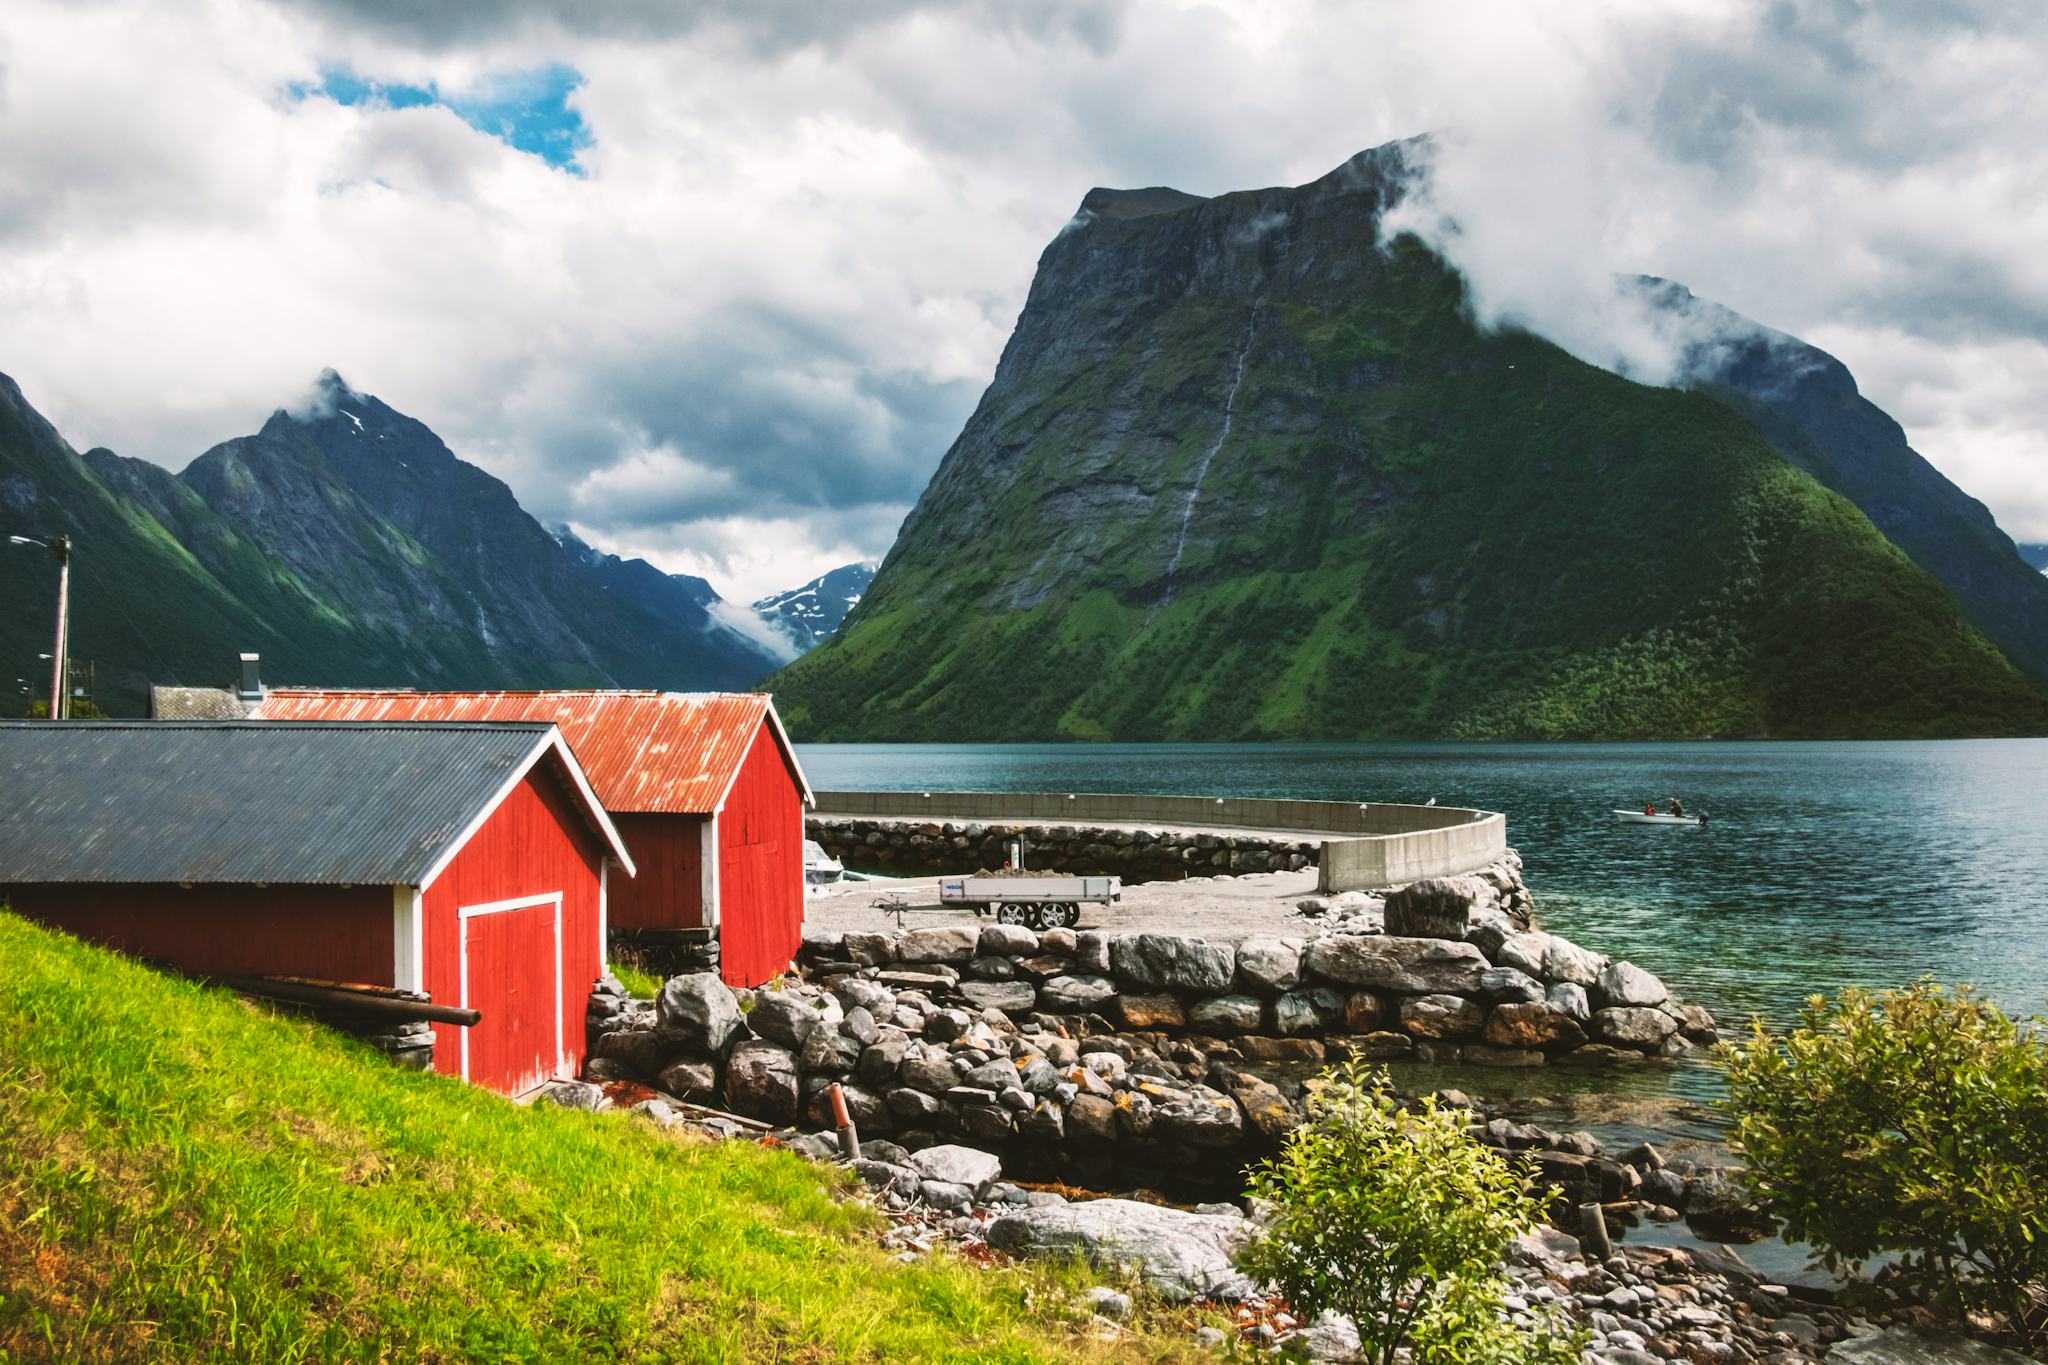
2021, 544, 2048, 574
1636, 279, 2048, 684
753, 562, 876, 654
769, 141, 2048, 741
0, 372, 781, 712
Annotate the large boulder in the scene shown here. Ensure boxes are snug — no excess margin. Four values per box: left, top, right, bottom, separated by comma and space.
748, 991, 824, 1048
1118, 993, 1187, 1030
1594, 1007, 1680, 1048
1273, 987, 1345, 1036
985, 1199, 1256, 1301
1153, 1089, 1245, 1148
1039, 974, 1118, 1013
841, 932, 898, 966
1110, 934, 1236, 992
1484, 1001, 1588, 1050
1479, 966, 1545, 1004
656, 1057, 718, 1100
1546, 982, 1592, 1022
906, 1143, 1002, 1195
960, 981, 1038, 1014
1066, 1093, 1118, 1142
656, 973, 743, 1055
977, 924, 1039, 957
724, 1040, 800, 1124
1595, 960, 1670, 1009
1234, 937, 1303, 993
1542, 937, 1607, 988
901, 925, 981, 964
1305, 936, 1489, 995
1188, 994, 1265, 1034
1493, 932, 1554, 980
1383, 877, 1479, 939
1398, 994, 1486, 1039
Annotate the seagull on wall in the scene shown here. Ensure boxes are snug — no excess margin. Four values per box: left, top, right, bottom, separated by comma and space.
1424, 797, 1437, 806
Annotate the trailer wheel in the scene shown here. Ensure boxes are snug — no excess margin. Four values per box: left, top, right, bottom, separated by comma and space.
1024, 903, 1052, 931
1060, 902, 1082, 928
996, 902, 1029, 926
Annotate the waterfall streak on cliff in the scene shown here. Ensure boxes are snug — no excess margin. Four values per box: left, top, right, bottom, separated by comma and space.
1160, 309, 1259, 607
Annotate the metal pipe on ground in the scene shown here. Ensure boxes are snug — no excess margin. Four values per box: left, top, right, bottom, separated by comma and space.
829, 1081, 861, 1160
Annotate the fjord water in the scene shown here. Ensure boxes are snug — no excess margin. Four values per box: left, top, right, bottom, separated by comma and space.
798, 740, 2048, 1035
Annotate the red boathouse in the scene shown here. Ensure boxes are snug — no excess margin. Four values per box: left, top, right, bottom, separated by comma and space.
255, 691, 816, 987
0, 721, 635, 1097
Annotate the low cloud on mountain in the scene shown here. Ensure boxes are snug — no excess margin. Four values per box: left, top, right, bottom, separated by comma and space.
1, 0, 2044, 602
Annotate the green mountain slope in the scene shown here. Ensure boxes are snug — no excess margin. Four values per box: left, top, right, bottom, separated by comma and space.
770, 147, 2048, 740
0, 373, 781, 713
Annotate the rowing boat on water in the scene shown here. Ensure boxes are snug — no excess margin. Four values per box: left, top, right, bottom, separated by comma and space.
1613, 809, 1703, 825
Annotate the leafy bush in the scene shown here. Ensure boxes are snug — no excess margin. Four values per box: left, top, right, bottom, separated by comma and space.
1237, 1061, 1581, 1365
1720, 981, 2048, 1347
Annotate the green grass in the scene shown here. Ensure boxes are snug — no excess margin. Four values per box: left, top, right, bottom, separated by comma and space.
609, 958, 664, 1000
0, 912, 1206, 1363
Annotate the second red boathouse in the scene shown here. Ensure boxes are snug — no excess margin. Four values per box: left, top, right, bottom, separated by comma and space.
255, 691, 815, 987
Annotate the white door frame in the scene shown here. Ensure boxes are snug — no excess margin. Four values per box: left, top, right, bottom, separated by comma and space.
457, 892, 564, 1088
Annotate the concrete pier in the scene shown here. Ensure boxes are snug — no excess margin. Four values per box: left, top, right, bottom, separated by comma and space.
808, 791, 1506, 892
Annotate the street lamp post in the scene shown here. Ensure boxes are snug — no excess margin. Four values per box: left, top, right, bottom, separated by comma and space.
9, 533, 71, 720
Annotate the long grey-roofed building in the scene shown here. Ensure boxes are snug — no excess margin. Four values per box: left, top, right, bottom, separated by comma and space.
1, 720, 636, 1097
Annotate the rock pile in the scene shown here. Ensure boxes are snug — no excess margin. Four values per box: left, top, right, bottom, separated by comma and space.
585, 921, 1726, 1208
807, 815, 1318, 880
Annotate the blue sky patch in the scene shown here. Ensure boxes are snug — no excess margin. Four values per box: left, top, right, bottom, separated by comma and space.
295, 63, 592, 172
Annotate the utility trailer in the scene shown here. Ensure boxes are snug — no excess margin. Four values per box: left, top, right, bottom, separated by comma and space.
938, 875, 1121, 930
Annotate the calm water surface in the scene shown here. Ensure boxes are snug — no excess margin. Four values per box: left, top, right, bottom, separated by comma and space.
799, 740, 2048, 1265
797, 740, 2048, 1036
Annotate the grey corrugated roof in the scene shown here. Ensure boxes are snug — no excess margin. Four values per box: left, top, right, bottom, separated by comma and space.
0, 721, 561, 885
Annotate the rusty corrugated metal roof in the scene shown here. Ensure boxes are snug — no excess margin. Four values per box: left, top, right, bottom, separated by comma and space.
0, 721, 566, 885
253, 691, 813, 815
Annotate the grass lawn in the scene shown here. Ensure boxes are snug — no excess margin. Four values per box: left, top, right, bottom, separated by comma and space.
0, 912, 1207, 1362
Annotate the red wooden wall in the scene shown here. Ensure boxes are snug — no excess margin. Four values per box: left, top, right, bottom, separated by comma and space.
421, 762, 607, 1093
1, 883, 394, 984
715, 722, 806, 987
607, 812, 705, 930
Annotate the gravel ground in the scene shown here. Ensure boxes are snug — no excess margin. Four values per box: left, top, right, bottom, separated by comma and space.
807, 868, 1333, 942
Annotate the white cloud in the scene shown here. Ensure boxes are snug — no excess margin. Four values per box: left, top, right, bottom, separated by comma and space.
1, 0, 2045, 616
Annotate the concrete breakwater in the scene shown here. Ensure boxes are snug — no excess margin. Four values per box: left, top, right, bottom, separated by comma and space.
807, 814, 1318, 880
584, 869, 1721, 1204
808, 790, 1508, 890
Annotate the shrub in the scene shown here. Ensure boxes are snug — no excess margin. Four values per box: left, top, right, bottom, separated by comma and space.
1719, 981, 2048, 1347
1237, 1060, 1580, 1365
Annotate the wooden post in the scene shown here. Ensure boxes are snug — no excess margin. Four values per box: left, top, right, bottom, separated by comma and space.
1578, 1203, 1613, 1261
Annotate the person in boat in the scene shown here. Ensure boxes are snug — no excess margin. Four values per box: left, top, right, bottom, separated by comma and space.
1644, 802, 1656, 816
1668, 797, 1685, 817
1697, 810, 1709, 827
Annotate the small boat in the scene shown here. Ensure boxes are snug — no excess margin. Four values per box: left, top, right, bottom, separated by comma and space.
804, 839, 845, 892
1613, 809, 1704, 826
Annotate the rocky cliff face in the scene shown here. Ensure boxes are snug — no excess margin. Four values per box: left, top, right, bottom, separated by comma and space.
0, 371, 781, 711
771, 140, 2048, 740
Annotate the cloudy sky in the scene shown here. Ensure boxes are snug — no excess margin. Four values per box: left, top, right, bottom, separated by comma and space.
2, 0, 2045, 603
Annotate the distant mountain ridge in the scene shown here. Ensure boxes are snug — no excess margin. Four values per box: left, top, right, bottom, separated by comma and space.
753, 562, 876, 654
1, 371, 782, 712
770, 139, 2048, 740
2021, 544, 2048, 573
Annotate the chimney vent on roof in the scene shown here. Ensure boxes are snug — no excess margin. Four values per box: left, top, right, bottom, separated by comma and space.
237, 653, 262, 702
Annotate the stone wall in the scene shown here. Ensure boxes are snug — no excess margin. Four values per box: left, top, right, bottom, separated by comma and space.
807, 816, 1318, 881
584, 869, 1719, 1199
